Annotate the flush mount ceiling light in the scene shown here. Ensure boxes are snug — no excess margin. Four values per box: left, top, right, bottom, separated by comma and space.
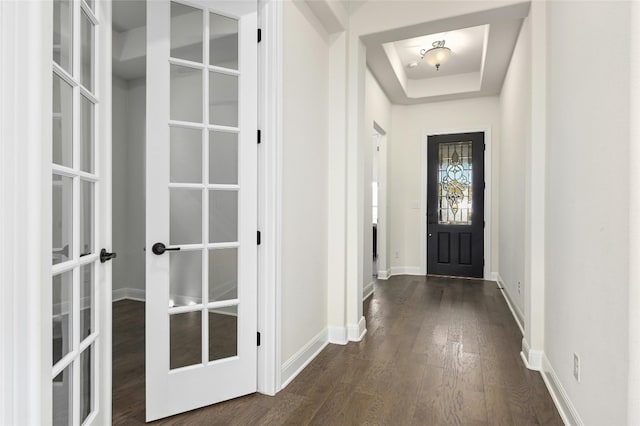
420, 40, 452, 71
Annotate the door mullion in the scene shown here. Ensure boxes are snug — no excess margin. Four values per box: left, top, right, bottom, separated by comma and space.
72, 0, 82, 424
201, 7, 211, 367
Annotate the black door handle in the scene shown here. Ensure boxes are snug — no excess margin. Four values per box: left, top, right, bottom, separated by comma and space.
152, 242, 181, 255
100, 248, 117, 263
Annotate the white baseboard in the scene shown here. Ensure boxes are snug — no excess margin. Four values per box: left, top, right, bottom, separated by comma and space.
280, 328, 328, 390
494, 273, 525, 335
542, 354, 584, 426
363, 281, 374, 300
328, 326, 348, 345
521, 338, 543, 371
377, 270, 389, 280
388, 266, 423, 277
348, 316, 367, 342
112, 287, 145, 302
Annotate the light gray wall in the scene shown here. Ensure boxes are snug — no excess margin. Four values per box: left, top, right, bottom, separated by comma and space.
498, 15, 529, 320
112, 76, 146, 294
281, 0, 329, 361
545, 2, 630, 423
112, 75, 132, 292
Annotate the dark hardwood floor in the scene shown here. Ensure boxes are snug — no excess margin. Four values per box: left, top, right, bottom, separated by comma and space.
113, 275, 562, 425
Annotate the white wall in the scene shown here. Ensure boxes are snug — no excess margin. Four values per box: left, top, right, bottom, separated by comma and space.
112, 77, 145, 296
281, 0, 329, 362
388, 97, 500, 274
364, 69, 391, 284
112, 76, 129, 292
545, 2, 630, 424
498, 16, 529, 321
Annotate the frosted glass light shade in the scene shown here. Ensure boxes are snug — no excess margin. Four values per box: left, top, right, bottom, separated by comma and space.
423, 47, 451, 67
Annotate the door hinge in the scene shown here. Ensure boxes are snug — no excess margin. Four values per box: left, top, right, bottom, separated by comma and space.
257, 28, 262, 43
483, 143, 486, 151
483, 181, 486, 190
257, 332, 261, 346
257, 231, 262, 245
483, 220, 486, 228
257, 129, 262, 144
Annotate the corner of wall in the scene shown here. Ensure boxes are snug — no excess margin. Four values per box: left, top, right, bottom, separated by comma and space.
280, 328, 329, 390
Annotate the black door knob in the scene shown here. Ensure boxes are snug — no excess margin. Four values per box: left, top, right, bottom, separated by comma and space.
151, 242, 181, 255
100, 249, 117, 263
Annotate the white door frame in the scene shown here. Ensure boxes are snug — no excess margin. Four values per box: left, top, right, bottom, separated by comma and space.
0, 2, 52, 423
421, 127, 493, 279
257, 0, 283, 395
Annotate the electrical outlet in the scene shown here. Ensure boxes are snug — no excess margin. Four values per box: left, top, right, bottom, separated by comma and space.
573, 353, 580, 382
518, 281, 521, 294
394, 251, 400, 259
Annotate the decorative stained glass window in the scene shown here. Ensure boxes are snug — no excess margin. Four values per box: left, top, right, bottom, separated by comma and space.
438, 141, 473, 225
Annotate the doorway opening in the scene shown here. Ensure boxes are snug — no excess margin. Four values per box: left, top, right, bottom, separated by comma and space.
372, 130, 380, 280
111, 1, 147, 421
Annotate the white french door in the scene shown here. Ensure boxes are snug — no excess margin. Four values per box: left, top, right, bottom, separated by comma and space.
145, 0, 258, 421
50, 0, 111, 425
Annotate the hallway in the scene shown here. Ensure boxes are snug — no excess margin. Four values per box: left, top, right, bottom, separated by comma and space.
113, 276, 561, 425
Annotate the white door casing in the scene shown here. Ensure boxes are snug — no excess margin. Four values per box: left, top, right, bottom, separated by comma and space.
145, 0, 258, 421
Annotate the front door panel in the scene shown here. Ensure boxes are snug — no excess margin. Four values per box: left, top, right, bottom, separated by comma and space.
145, 0, 257, 421
427, 132, 485, 278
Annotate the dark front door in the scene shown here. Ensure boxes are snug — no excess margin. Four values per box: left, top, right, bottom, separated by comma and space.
427, 132, 485, 278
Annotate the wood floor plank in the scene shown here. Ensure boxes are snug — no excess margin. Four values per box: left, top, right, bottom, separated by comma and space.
112, 276, 562, 425
484, 384, 515, 426
462, 352, 484, 393
463, 388, 488, 425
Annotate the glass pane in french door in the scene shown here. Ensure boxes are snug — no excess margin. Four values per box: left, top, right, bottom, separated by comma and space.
53, 74, 73, 168
80, 263, 94, 340
80, 95, 95, 173
170, 65, 202, 123
80, 10, 94, 91
80, 180, 94, 256
209, 131, 237, 184
53, 0, 73, 73
208, 248, 237, 302
209, 71, 238, 127
209, 304, 237, 361
52, 271, 73, 365
52, 174, 73, 264
209, 12, 238, 69
170, 2, 203, 63
79, 345, 93, 424
52, 364, 73, 426
170, 311, 202, 369
170, 127, 202, 183
51, 1, 100, 424
169, 250, 202, 308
